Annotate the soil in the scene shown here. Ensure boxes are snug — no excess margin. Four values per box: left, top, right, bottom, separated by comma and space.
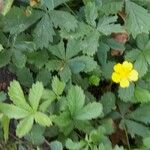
0, 67, 15, 91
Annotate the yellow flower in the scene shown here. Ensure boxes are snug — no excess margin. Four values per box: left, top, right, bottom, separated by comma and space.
112, 61, 138, 88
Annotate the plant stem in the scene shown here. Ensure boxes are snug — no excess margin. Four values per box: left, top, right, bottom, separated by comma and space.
124, 125, 131, 150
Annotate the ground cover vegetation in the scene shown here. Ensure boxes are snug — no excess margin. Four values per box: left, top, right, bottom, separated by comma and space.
0, 0, 150, 149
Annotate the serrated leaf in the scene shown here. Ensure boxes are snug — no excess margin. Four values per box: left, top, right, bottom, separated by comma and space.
66, 39, 82, 59
16, 67, 33, 87
127, 104, 150, 124
101, 92, 116, 115
124, 119, 150, 137
67, 86, 85, 117
33, 14, 55, 49
36, 69, 51, 86
52, 76, 65, 96
27, 50, 49, 69
84, 2, 98, 27
34, 112, 52, 127
3, 7, 42, 34
81, 31, 99, 56
66, 139, 85, 150
0, 103, 29, 119
118, 83, 135, 102
8, 80, 31, 110
69, 56, 97, 73
75, 102, 103, 120
100, 0, 123, 15
29, 82, 44, 111
0, 50, 11, 67
48, 41, 66, 60
12, 50, 26, 68
50, 141, 63, 150
97, 16, 123, 35
125, 0, 150, 38
16, 116, 34, 138
134, 87, 150, 103
46, 59, 63, 71
50, 10, 78, 32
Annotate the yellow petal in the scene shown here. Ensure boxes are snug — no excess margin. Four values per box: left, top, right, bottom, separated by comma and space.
120, 79, 129, 88
122, 61, 133, 71
129, 69, 138, 81
114, 63, 122, 73
112, 72, 121, 83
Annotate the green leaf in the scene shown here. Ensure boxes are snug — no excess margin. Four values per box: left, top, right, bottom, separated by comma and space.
66, 39, 82, 59
25, 125, 45, 145
75, 102, 103, 120
0, 103, 29, 119
29, 82, 44, 111
124, 119, 150, 137
127, 104, 150, 124
134, 87, 150, 103
50, 10, 77, 32
3, 7, 42, 34
69, 56, 97, 73
143, 137, 150, 149
100, 0, 123, 15
33, 14, 55, 49
1, 0, 13, 16
118, 83, 135, 102
125, 0, 150, 38
89, 75, 100, 86
52, 76, 65, 96
12, 50, 26, 68
48, 41, 66, 60
81, 31, 99, 56
97, 16, 123, 35
16, 67, 33, 87
97, 42, 110, 66
36, 69, 51, 86
84, 2, 98, 27
46, 59, 63, 71
34, 112, 52, 127
0, 50, 11, 67
67, 86, 85, 117
1, 115, 10, 141
0, 92, 7, 102
66, 139, 85, 150
8, 80, 31, 110
101, 92, 116, 115
16, 116, 34, 138
42, 0, 70, 9
50, 141, 63, 150
27, 50, 49, 69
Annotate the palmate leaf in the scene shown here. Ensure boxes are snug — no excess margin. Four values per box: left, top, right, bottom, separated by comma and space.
0, 103, 30, 119
67, 86, 85, 117
42, 0, 71, 10
97, 16, 123, 35
29, 82, 44, 111
8, 80, 31, 110
16, 115, 34, 138
33, 14, 55, 49
52, 76, 65, 96
100, 0, 123, 15
125, 0, 150, 38
3, 7, 42, 34
134, 87, 150, 103
84, 2, 98, 27
75, 102, 103, 120
50, 10, 78, 32
127, 104, 150, 124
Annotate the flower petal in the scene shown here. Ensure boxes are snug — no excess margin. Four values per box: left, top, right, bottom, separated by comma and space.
112, 72, 121, 83
129, 69, 138, 81
114, 63, 122, 73
120, 79, 129, 88
122, 61, 133, 71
